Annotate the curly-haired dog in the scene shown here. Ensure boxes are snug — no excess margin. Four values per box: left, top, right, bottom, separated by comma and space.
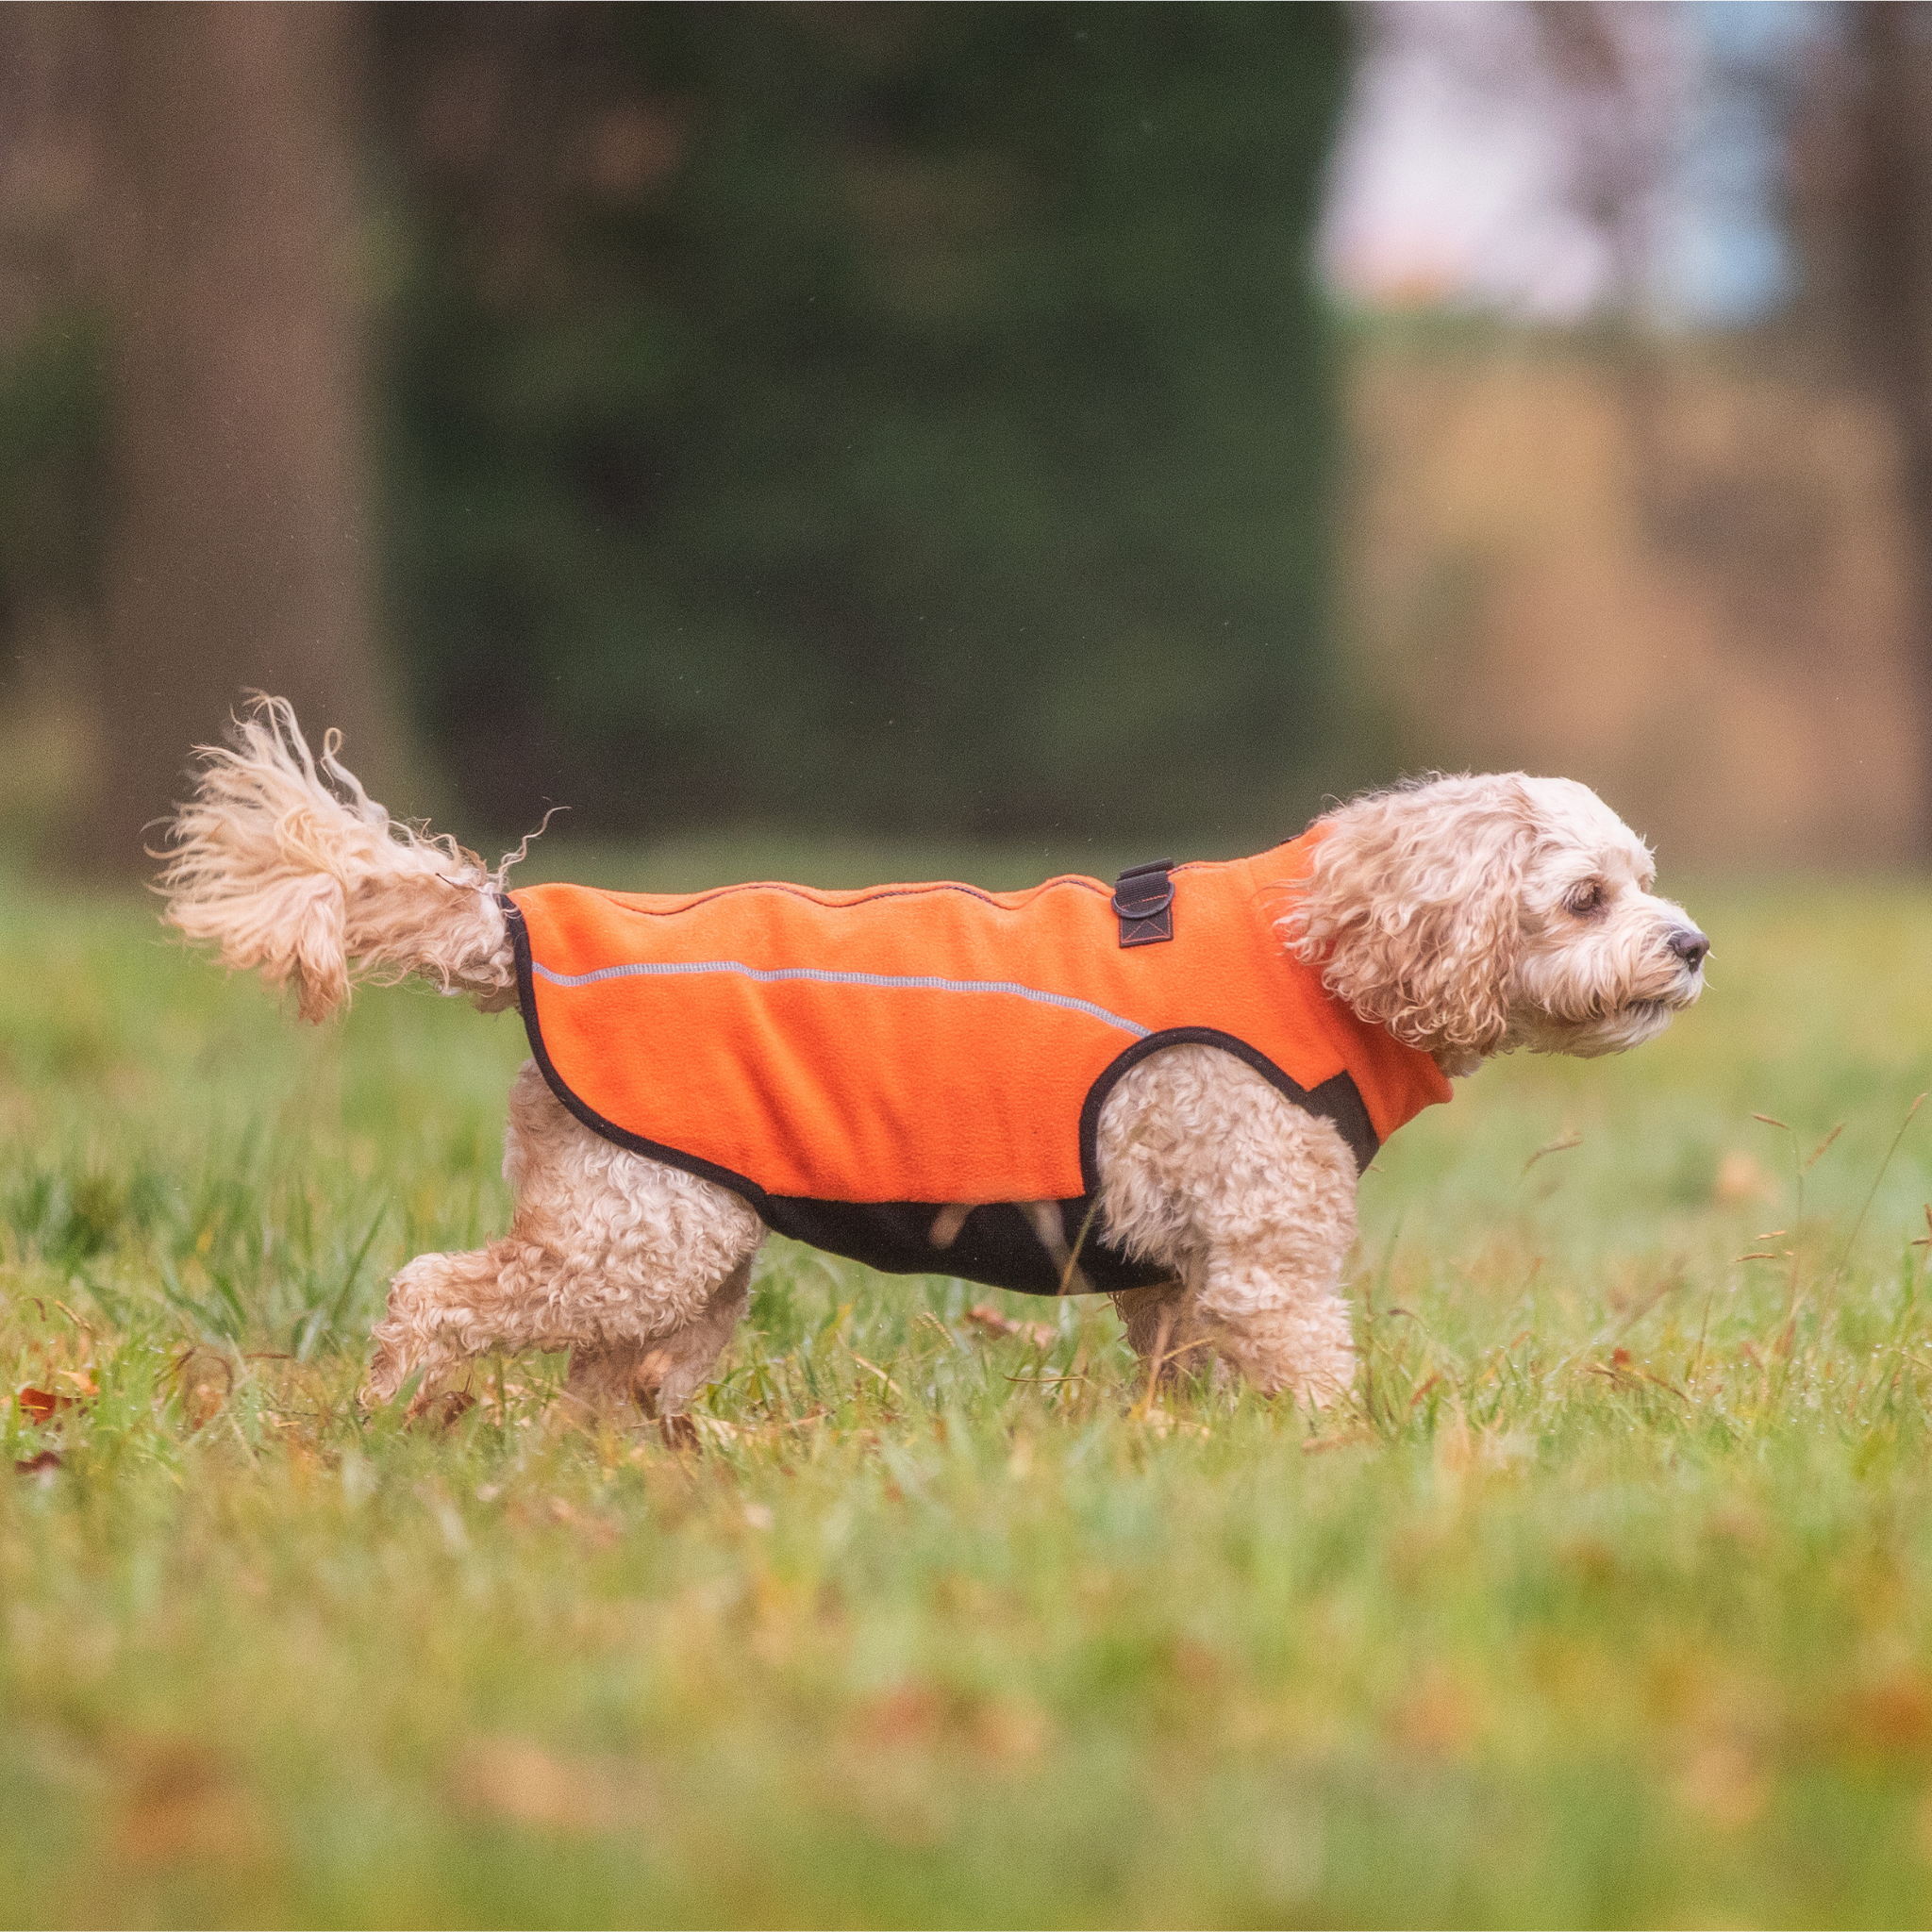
160, 701, 1706, 1413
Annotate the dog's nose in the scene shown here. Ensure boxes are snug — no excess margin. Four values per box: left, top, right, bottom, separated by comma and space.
1668, 926, 1708, 971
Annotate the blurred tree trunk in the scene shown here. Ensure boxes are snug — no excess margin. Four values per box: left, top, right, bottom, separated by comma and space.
1832, 3, 1932, 853
77, 1, 402, 873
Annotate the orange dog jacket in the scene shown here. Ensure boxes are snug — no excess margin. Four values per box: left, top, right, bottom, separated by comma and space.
505, 835, 1451, 1296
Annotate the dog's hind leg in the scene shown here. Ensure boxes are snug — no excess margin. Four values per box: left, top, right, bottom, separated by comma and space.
564, 1256, 754, 1421
363, 1061, 764, 1409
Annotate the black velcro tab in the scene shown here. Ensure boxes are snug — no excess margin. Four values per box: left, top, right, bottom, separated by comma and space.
1113, 859, 1175, 947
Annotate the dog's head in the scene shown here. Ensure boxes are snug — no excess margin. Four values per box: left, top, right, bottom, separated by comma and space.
1281, 774, 1706, 1076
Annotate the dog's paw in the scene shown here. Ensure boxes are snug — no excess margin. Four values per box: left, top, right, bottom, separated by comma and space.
360, 1335, 409, 1406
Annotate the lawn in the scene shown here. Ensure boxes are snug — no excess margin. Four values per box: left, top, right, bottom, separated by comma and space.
5, 858, 1932, 1927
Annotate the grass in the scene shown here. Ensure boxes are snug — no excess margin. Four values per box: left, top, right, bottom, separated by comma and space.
7, 861, 1932, 1925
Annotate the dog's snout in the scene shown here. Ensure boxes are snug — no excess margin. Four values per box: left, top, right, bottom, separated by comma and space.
1667, 926, 1708, 971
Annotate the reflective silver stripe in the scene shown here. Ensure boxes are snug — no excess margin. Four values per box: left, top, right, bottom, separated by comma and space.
529, 956, 1151, 1039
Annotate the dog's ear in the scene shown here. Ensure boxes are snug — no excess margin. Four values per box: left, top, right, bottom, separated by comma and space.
1282, 775, 1536, 1074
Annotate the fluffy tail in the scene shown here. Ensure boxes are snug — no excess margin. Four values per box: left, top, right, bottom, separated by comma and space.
158, 696, 520, 1022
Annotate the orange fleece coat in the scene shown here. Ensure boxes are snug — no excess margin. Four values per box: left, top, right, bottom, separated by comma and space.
505, 834, 1451, 1296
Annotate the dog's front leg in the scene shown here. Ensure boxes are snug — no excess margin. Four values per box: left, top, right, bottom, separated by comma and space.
1095, 1043, 1360, 1406
1191, 1113, 1359, 1405
1194, 1235, 1355, 1405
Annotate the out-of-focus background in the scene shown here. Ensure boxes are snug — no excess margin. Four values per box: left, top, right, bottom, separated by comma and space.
0, 0, 1927, 876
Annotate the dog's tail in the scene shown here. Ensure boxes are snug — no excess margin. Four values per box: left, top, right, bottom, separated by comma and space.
158, 695, 521, 1022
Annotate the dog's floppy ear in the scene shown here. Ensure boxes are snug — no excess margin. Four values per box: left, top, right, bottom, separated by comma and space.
1282, 774, 1536, 1074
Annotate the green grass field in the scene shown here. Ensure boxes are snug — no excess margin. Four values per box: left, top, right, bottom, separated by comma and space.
6, 859, 1932, 1927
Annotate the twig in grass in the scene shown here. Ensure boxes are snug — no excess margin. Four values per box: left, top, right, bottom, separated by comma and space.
1806, 1122, 1848, 1172
1523, 1132, 1583, 1174
842, 1344, 903, 1402
51, 1299, 93, 1341
1687, 1288, 1716, 1392
1751, 1113, 1809, 1376
1127, 1284, 1215, 1424
1133, 1297, 1178, 1424
1819, 1092, 1926, 1327
1474, 1330, 1534, 1387
1360, 1216, 1406, 1430
296, 1200, 389, 1362
1407, 1372, 1443, 1411
1610, 1269, 1686, 1344
1056, 1196, 1105, 1298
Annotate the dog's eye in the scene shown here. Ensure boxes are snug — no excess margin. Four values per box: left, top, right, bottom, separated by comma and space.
1566, 881, 1607, 917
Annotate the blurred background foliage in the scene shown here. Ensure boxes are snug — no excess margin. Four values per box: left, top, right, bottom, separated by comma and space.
0, 2, 1930, 872
376, 4, 1346, 841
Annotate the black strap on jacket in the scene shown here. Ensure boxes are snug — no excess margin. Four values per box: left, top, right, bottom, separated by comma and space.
1113, 859, 1175, 947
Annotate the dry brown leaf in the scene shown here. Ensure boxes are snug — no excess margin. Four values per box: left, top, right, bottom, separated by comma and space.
1390, 1666, 1479, 1757
174, 1348, 233, 1431
964, 1304, 1058, 1350
13, 1449, 60, 1476
858, 1682, 945, 1748
16, 1385, 72, 1424
408, 1390, 476, 1431
969, 1697, 1051, 1765
116, 1740, 273, 1869
1141, 1407, 1210, 1439
1677, 1742, 1770, 1830
450, 1735, 654, 1834
1714, 1150, 1776, 1206
1842, 1674, 1932, 1757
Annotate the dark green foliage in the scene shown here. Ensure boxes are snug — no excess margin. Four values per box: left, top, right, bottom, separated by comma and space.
0, 310, 106, 640
377, 3, 1347, 842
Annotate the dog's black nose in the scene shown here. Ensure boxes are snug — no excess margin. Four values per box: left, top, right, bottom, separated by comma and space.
1668, 927, 1708, 971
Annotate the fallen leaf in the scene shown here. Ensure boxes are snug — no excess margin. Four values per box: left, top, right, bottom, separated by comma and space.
1677, 1741, 1769, 1830
1141, 1407, 1210, 1439
1715, 1150, 1776, 1206
407, 1390, 476, 1431
450, 1735, 653, 1833
14, 1450, 60, 1476
970, 1697, 1051, 1764
15, 1386, 72, 1424
1843, 1674, 1932, 1757
964, 1304, 1058, 1350
174, 1349, 232, 1431
858, 1683, 945, 1748
116, 1740, 273, 1868
1390, 1665, 1479, 1757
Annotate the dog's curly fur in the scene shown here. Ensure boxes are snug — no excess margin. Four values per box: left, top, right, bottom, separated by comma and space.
159, 699, 1706, 1413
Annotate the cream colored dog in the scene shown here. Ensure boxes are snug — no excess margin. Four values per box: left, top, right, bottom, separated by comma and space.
160, 701, 1706, 1414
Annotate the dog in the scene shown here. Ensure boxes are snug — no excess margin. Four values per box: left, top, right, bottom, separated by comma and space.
159, 699, 1706, 1414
